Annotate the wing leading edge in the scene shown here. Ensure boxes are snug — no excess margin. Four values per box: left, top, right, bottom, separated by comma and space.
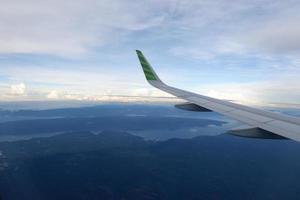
136, 50, 300, 142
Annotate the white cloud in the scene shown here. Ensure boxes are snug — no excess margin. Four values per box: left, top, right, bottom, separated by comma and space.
130, 87, 171, 97
47, 90, 59, 99
0, 0, 166, 56
165, 1, 300, 62
0, 65, 146, 96
243, 15, 300, 55
1, 0, 299, 59
1, 0, 300, 104
1, 0, 299, 58
170, 47, 216, 61
194, 75, 300, 106
10, 83, 26, 96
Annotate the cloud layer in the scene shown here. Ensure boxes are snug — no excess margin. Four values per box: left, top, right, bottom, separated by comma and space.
0, 0, 300, 105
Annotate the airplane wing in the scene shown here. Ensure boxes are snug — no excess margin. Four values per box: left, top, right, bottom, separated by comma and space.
136, 50, 300, 142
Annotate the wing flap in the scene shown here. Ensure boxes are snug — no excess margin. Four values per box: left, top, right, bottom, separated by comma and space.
175, 102, 212, 112
228, 125, 288, 139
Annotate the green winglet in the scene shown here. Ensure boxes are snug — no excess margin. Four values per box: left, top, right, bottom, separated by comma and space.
136, 50, 157, 81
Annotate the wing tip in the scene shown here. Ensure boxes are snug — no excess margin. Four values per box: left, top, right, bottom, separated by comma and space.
136, 50, 162, 82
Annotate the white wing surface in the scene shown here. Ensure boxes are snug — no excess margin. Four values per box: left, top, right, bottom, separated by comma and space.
136, 50, 300, 142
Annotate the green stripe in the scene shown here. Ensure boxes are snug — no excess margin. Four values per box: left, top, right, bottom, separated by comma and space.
144, 71, 155, 78
144, 71, 156, 79
141, 63, 154, 74
145, 75, 156, 80
143, 69, 156, 80
137, 50, 157, 81
142, 66, 153, 74
144, 71, 156, 80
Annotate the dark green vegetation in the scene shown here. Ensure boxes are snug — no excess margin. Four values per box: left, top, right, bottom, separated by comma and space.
1, 130, 300, 200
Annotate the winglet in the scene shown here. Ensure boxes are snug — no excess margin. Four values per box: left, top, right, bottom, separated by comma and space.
136, 50, 162, 83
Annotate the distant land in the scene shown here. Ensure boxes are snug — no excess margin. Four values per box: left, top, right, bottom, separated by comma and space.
0, 104, 228, 141
0, 103, 300, 200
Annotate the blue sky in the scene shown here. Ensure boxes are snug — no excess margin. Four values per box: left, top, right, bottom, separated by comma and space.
1, 0, 300, 105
